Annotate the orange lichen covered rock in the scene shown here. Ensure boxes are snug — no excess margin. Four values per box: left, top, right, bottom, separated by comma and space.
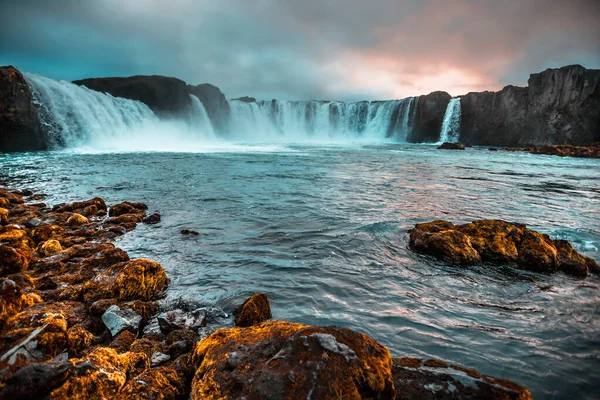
83, 259, 169, 302
120, 366, 182, 400
50, 347, 149, 399
392, 357, 532, 400
234, 293, 272, 327
0, 245, 31, 275
66, 213, 89, 226
0, 228, 32, 251
109, 201, 148, 217
191, 321, 394, 400
409, 222, 481, 265
31, 225, 64, 244
409, 219, 598, 277
37, 239, 62, 257
0, 207, 8, 225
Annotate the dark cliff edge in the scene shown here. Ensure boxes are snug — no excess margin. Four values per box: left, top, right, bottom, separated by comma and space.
187, 83, 231, 133
0, 66, 46, 152
460, 65, 600, 146
408, 91, 451, 143
73, 75, 192, 118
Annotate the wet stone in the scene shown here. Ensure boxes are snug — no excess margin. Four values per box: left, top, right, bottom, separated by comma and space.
101, 305, 142, 337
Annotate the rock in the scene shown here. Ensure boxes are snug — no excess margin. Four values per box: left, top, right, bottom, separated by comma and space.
143, 212, 161, 224
50, 347, 149, 399
157, 309, 206, 334
24, 217, 44, 228
408, 91, 451, 143
109, 201, 148, 217
191, 321, 395, 399
0, 66, 46, 152
150, 351, 171, 367
0, 360, 72, 399
120, 366, 181, 399
232, 96, 257, 103
409, 219, 599, 277
391, 357, 532, 399
101, 305, 142, 337
0, 245, 31, 274
66, 213, 88, 226
460, 65, 600, 146
0, 207, 8, 225
488, 147, 499, 151
31, 225, 64, 244
529, 144, 600, 158
83, 259, 169, 302
73, 75, 192, 118
233, 293, 272, 327
188, 83, 231, 133
409, 221, 481, 265
180, 229, 199, 236
38, 239, 62, 256
437, 142, 465, 150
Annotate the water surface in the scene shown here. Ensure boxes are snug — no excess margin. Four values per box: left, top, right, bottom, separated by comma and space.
2, 144, 599, 399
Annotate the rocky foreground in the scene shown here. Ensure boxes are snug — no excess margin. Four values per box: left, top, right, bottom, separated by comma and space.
0, 187, 534, 399
410, 220, 599, 278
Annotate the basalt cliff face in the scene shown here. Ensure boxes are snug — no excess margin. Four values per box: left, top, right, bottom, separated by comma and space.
458, 65, 600, 146
408, 91, 451, 143
0, 66, 46, 152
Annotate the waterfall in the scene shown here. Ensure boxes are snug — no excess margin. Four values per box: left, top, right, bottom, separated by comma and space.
23, 71, 419, 150
227, 98, 415, 141
187, 94, 216, 138
25, 73, 157, 148
438, 98, 461, 143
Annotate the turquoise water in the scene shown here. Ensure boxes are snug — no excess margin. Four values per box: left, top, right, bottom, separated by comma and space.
2, 144, 599, 398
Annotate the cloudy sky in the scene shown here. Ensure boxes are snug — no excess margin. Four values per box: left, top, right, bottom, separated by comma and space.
1, 0, 598, 101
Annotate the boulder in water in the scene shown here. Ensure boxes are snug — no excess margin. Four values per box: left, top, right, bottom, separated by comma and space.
232, 96, 256, 103
437, 142, 465, 150
143, 212, 161, 225
409, 219, 599, 277
233, 293, 272, 327
392, 357, 532, 399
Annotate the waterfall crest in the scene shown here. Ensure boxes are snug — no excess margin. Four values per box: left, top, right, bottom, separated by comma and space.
438, 98, 462, 143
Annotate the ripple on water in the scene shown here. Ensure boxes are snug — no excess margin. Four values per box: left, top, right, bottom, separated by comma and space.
1, 145, 599, 399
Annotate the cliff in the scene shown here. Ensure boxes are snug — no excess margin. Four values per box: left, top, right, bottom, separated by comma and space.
459, 65, 600, 146
73, 75, 192, 118
460, 85, 529, 146
0, 66, 46, 152
408, 91, 451, 143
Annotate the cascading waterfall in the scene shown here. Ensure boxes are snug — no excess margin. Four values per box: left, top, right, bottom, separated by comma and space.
438, 98, 462, 143
187, 94, 216, 138
228, 98, 416, 141
25, 73, 158, 148
23, 72, 419, 150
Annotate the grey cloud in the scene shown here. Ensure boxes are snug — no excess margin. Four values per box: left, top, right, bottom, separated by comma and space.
0, 0, 598, 100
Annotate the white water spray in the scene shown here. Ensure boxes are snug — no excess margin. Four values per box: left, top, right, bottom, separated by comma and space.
438, 98, 462, 143
227, 98, 415, 142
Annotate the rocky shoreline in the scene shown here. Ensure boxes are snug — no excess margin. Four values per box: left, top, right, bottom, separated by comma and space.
0, 186, 537, 399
